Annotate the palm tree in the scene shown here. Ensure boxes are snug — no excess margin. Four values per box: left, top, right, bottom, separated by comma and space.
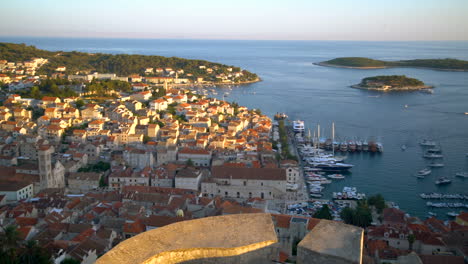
18, 240, 52, 264
0, 225, 20, 263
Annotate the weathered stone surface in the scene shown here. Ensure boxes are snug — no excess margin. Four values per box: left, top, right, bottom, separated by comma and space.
297, 220, 363, 264
96, 213, 278, 264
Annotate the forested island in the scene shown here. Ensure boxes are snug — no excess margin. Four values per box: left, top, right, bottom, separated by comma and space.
0, 42, 259, 83
316, 57, 468, 71
351, 75, 432, 91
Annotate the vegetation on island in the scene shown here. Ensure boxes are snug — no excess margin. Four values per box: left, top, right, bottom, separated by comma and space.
358, 75, 426, 89
319, 57, 468, 71
0, 42, 259, 82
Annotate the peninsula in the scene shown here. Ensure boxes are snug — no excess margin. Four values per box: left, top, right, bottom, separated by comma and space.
0, 42, 259, 85
316, 57, 468, 71
351, 75, 432, 91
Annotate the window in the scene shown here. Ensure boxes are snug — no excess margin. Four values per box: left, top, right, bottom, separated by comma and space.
225, 191, 228, 197
243, 181, 246, 186
261, 192, 264, 199
261, 182, 263, 186
237, 192, 240, 198
249, 192, 252, 198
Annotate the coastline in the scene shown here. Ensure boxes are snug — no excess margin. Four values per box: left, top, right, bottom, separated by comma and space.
314, 62, 387, 70
350, 84, 434, 92
315, 62, 468, 72
156, 78, 261, 88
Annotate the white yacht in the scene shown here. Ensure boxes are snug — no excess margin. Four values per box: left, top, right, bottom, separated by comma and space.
293, 120, 305, 133
455, 172, 468, 178
417, 168, 432, 176
420, 139, 437, 147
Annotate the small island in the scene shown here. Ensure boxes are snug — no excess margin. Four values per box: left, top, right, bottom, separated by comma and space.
316, 57, 468, 71
351, 75, 433, 91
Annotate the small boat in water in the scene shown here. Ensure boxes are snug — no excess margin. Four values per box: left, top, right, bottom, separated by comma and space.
455, 172, 468, 178
417, 168, 432, 177
401, 145, 407, 151
447, 212, 459, 217
428, 212, 437, 217
435, 177, 452, 185
420, 139, 437, 147
328, 174, 345, 179
429, 162, 444, 168
423, 153, 444, 159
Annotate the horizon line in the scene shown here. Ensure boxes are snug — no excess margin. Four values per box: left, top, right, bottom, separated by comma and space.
1, 35, 467, 42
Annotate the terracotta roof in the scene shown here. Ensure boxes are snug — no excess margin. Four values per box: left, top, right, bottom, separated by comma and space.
382, 208, 406, 225
15, 217, 38, 226
123, 219, 146, 234
178, 147, 210, 155
272, 214, 291, 228
307, 218, 321, 230
457, 212, 468, 222
17, 226, 33, 240
212, 166, 286, 181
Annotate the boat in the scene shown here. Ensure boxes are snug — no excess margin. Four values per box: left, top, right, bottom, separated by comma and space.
309, 193, 323, 198
427, 147, 442, 153
348, 141, 356, 152
339, 142, 348, 152
362, 141, 369, 151
455, 172, 468, 178
309, 162, 354, 172
377, 142, 384, 152
420, 139, 437, 147
428, 212, 437, 217
328, 174, 345, 179
356, 141, 363, 151
292, 120, 305, 134
447, 212, 459, 217
423, 153, 444, 159
435, 177, 452, 185
401, 145, 407, 151
428, 162, 444, 168
417, 168, 432, 176
368, 141, 377, 152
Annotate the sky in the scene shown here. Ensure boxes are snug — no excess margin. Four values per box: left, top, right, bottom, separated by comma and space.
1, 0, 467, 41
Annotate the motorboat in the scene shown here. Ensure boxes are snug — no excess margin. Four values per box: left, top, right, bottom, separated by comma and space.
455, 172, 468, 178
447, 212, 459, 217
356, 141, 363, 151
377, 142, 384, 152
293, 120, 305, 134
420, 139, 437, 147
423, 153, 443, 159
348, 141, 356, 152
429, 162, 444, 168
417, 168, 432, 176
427, 147, 442, 153
309, 162, 354, 172
328, 174, 345, 179
428, 212, 437, 217
362, 141, 369, 151
339, 142, 348, 152
435, 177, 452, 185
401, 145, 407, 151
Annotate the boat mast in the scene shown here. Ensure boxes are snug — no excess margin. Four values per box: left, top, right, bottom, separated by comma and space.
332, 122, 335, 157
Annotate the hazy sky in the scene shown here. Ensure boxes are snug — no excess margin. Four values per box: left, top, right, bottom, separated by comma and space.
1, 0, 467, 40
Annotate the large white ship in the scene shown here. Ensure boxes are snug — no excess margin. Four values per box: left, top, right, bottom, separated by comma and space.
292, 120, 305, 133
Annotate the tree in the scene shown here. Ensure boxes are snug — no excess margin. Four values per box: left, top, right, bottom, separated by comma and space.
407, 234, 415, 251
75, 99, 85, 109
0, 225, 20, 263
313, 204, 333, 220
18, 240, 52, 264
61, 258, 80, 264
186, 159, 194, 167
368, 194, 386, 214
340, 202, 373, 228
99, 176, 107, 188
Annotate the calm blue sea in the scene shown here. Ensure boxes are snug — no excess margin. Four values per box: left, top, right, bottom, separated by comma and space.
2, 37, 468, 219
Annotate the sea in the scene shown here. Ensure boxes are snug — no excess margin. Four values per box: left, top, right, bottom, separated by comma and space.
2, 37, 468, 219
